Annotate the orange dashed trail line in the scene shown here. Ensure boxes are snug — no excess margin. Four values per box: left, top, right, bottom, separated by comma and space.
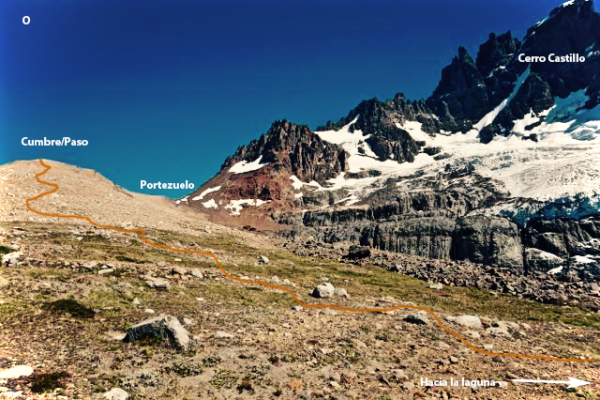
26, 158, 593, 363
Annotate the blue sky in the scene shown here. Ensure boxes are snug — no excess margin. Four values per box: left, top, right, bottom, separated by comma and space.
0, 0, 569, 197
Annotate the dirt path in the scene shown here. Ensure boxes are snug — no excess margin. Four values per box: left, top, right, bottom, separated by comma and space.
26, 158, 594, 364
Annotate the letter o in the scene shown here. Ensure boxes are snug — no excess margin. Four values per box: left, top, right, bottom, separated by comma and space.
23, 16, 30, 25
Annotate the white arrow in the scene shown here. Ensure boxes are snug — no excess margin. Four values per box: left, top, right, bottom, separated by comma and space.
513, 376, 591, 389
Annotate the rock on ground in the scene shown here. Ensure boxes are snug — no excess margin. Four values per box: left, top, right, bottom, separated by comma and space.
447, 315, 483, 330
465, 330, 481, 339
485, 327, 511, 338
345, 246, 371, 260
105, 330, 127, 341
404, 311, 431, 326
172, 266, 187, 275
102, 388, 128, 400
0, 365, 33, 379
311, 282, 335, 298
435, 341, 450, 350
2, 251, 21, 266
124, 315, 194, 350
190, 269, 204, 279
144, 277, 171, 289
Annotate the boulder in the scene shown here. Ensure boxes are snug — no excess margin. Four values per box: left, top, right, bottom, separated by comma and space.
124, 315, 194, 350
105, 331, 127, 341
446, 315, 483, 330
404, 311, 431, 326
505, 321, 520, 332
102, 388, 128, 400
2, 251, 20, 267
311, 282, 335, 298
465, 331, 481, 339
484, 327, 511, 338
259, 255, 269, 264
345, 246, 371, 260
0, 365, 33, 379
172, 266, 187, 275
190, 269, 204, 279
215, 331, 233, 339
145, 277, 171, 290
435, 341, 450, 350
98, 268, 115, 275
525, 248, 565, 273
83, 261, 99, 270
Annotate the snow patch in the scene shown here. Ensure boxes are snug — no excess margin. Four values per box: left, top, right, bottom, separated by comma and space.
229, 156, 269, 174
290, 175, 304, 190
487, 65, 507, 78
574, 255, 595, 264
176, 196, 189, 205
192, 186, 222, 201
547, 266, 563, 275
475, 66, 531, 132
202, 199, 218, 209
511, 109, 540, 134
317, 116, 400, 173
334, 194, 359, 205
534, 16, 549, 27
225, 199, 271, 216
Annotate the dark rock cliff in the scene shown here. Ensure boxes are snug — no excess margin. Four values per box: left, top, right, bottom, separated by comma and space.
221, 120, 349, 184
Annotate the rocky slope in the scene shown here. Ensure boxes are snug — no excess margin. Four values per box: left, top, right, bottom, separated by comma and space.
184, 0, 600, 279
0, 160, 268, 248
3, 222, 600, 399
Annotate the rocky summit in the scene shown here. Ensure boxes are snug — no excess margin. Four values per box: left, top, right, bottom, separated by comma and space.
184, 0, 600, 284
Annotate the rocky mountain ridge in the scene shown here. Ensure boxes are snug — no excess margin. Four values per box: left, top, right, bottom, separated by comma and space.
182, 0, 600, 276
